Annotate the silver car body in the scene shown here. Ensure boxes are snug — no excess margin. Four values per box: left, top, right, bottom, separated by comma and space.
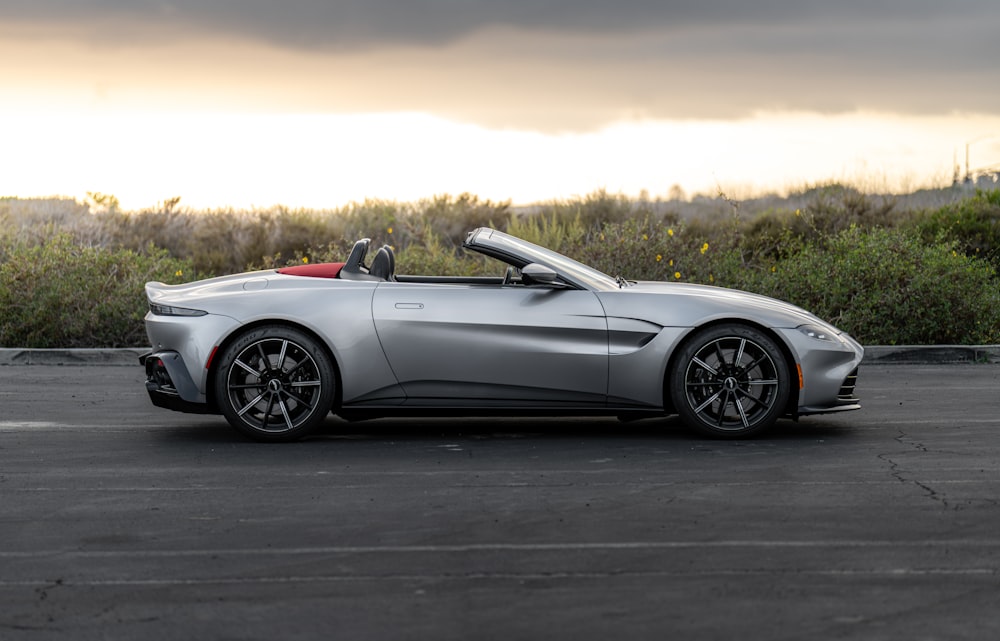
143, 228, 863, 433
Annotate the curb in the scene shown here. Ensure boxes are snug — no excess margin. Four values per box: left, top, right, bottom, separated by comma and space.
0, 348, 147, 366
1, 346, 999, 366
861, 345, 1000, 364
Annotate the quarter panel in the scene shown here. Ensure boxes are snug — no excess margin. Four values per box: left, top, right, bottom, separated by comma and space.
148, 276, 404, 405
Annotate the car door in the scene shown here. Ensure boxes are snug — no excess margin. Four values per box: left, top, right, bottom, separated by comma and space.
371, 282, 609, 406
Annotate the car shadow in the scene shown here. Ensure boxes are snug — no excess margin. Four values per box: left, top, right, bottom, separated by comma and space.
309, 414, 854, 443
152, 413, 855, 446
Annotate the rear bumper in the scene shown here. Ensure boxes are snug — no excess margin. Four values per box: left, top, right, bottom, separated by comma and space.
140, 351, 217, 415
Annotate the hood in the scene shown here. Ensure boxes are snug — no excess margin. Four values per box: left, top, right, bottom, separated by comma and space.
600, 280, 836, 332
632, 281, 814, 317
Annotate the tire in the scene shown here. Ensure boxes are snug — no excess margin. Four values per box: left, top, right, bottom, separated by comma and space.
669, 324, 790, 438
214, 325, 336, 442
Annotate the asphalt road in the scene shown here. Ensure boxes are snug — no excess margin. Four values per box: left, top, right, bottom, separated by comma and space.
1, 363, 999, 640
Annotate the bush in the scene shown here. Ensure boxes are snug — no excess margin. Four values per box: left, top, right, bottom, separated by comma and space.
741, 226, 1000, 345
3, 188, 1000, 347
0, 235, 195, 347
913, 188, 1000, 268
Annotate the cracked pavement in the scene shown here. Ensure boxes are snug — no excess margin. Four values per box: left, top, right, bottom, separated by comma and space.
1, 363, 998, 640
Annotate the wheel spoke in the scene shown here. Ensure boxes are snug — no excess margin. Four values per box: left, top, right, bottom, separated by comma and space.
261, 394, 276, 430
278, 398, 294, 431
277, 340, 289, 371
716, 390, 731, 426
745, 355, 771, 373
693, 390, 722, 414
234, 358, 259, 377
734, 339, 747, 367
236, 392, 266, 417
282, 389, 316, 411
257, 342, 270, 368
714, 341, 729, 368
734, 396, 750, 427
285, 356, 312, 377
692, 356, 718, 376
734, 388, 768, 409
290, 380, 322, 388
229, 383, 266, 390
747, 379, 778, 386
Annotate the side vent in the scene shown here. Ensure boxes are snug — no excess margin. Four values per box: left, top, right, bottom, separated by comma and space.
838, 368, 859, 402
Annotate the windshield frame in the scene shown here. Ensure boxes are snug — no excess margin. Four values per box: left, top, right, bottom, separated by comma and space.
463, 228, 622, 292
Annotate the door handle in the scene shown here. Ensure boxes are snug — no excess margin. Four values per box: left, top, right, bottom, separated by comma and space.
394, 303, 424, 309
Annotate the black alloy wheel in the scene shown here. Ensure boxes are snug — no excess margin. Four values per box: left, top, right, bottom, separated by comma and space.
215, 326, 336, 441
669, 324, 790, 437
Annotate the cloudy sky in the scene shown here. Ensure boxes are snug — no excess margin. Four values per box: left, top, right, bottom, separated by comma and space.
2, 0, 999, 208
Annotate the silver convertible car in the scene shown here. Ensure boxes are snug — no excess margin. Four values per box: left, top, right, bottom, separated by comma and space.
141, 228, 863, 441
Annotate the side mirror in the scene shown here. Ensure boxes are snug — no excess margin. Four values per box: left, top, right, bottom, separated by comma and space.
521, 263, 561, 287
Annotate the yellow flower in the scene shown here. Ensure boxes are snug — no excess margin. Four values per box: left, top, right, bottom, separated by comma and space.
674, 271, 681, 280
642, 234, 648, 241
174, 270, 183, 277
700, 242, 709, 254
668, 228, 674, 237
656, 254, 662, 262
669, 259, 674, 266
771, 265, 776, 273
302, 256, 309, 264
709, 274, 714, 283
387, 227, 393, 234
795, 209, 801, 216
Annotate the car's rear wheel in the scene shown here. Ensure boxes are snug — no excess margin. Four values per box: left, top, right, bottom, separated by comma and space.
214, 325, 336, 442
669, 324, 790, 437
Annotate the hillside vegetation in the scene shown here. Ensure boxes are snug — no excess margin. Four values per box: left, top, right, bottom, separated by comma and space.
2, 185, 999, 347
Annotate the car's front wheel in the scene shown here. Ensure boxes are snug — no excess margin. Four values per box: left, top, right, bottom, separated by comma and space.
214, 325, 336, 442
669, 324, 790, 437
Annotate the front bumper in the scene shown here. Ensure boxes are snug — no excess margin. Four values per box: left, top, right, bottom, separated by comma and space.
140, 352, 217, 415
797, 366, 862, 415
776, 327, 864, 417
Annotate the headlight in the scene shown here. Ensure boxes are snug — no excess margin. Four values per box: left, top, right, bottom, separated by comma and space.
148, 301, 207, 317
797, 323, 838, 342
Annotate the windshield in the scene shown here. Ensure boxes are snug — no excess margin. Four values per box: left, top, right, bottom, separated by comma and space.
465, 228, 621, 291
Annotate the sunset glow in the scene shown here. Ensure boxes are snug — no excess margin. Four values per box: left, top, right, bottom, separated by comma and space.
2, 1, 998, 209
3, 108, 999, 210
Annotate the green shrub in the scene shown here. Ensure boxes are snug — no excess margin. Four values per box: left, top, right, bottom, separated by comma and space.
0, 235, 195, 347
3, 188, 1000, 347
913, 188, 1000, 267
799, 183, 900, 232
395, 232, 497, 277
741, 226, 1000, 345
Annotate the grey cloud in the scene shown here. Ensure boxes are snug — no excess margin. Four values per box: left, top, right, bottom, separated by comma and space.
6, 1, 997, 80
4, 1, 998, 49
3, 1, 998, 126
